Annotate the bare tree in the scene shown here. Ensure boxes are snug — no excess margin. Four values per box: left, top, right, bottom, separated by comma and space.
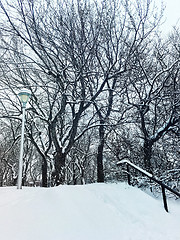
0, 0, 165, 185
124, 30, 180, 173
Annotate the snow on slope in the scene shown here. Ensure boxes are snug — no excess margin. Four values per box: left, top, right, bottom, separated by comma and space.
0, 183, 179, 240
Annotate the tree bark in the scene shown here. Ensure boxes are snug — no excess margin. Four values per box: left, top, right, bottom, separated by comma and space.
42, 158, 47, 187
97, 121, 105, 183
143, 139, 153, 174
53, 151, 66, 185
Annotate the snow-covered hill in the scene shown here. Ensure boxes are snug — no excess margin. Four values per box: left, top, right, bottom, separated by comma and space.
0, 183, 179, 240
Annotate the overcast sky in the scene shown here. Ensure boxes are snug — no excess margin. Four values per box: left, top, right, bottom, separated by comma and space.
161, 0, 180, 34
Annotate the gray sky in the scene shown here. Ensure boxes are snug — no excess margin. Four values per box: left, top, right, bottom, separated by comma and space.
161, 0, 180, 34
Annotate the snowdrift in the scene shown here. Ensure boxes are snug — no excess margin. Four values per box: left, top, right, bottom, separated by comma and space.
0, 183, 179, 240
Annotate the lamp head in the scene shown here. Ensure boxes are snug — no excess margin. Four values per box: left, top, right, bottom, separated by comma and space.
18, 88, 31, 107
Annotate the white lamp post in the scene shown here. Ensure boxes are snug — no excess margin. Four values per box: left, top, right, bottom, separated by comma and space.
17, 89, 31, 189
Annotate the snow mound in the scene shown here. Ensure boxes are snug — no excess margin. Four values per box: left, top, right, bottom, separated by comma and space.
0, 183, 179, 240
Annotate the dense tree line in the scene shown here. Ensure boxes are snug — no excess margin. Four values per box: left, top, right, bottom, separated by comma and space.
0, 0, 179, 191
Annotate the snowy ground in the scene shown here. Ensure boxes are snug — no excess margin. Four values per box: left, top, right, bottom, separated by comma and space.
0, 183, 179, 240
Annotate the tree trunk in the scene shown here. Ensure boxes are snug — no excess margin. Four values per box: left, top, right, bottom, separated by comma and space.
72, 161, 77, 185
53, 151, 66, 185
97, 122, 105, 183
143, 139, 153, 174
42, 158, 47, 187
0, 169, 3, 187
